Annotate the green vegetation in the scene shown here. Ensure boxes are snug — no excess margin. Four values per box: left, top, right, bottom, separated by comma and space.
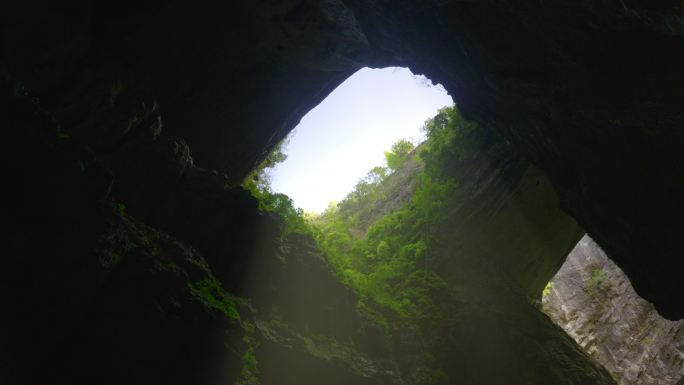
313, 172, 455, 320
242, 105, 486, 383
189, 276, 242, 321
94, 206, 261, 384
237, 321, 260, 385
237, 345, 259, 385
587, 266, 606, 295
384, 138, 415, 170
244, 106, 481, 324
189, 272, 260, 385
242, 138, 310, 235
542, 282, 553, 298
116, 202, 127, 217
310, 106, 479, 322
99, 251, 121, 268
56, 130, 71, 142
244, 139, 288, 193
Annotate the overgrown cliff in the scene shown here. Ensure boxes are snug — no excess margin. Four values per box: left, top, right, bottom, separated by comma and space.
251, 106, 616, 384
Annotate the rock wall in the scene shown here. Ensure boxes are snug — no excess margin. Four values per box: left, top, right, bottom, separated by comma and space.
544, 236, 684, 385
0, 91, 403, 385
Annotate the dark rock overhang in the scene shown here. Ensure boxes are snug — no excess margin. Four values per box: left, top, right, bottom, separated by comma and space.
4, 0, 682, 321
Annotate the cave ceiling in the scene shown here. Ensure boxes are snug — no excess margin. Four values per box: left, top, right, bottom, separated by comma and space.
3, 0, 683, 319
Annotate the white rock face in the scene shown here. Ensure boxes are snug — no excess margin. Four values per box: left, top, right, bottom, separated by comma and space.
543, 235, 684, 385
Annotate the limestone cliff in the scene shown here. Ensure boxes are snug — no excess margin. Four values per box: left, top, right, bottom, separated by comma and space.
544, 236, 684, 385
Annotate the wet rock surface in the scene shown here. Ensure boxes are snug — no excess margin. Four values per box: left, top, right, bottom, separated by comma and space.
544, 236, 684, 385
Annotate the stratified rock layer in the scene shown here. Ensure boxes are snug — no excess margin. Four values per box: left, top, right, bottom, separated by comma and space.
544, 236, 684, 385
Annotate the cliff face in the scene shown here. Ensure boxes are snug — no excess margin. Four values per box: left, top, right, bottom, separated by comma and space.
544, 236, 684, 385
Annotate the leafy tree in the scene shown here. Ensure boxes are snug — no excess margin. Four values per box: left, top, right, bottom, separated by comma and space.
384, 139, 415, 170
243, 140, 288, 193
242, 137, 310, 235
366, 166, 388, 184
419, 106, 480, 177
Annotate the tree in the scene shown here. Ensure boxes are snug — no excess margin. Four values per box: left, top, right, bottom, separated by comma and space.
384, 139, 415, 170
243, 139, 288, 193
242, 137, 311, 235
364, 166, 388, 185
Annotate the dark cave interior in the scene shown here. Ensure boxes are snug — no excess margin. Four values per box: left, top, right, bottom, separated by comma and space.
3, 1, 683, 384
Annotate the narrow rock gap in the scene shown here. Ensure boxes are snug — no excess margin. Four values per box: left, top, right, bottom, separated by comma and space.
543, 236, 684, 385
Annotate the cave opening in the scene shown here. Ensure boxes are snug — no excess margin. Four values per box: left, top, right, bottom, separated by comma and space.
5, 2, 684, 385
242, 66, 683, 385
257, 66, 453, 214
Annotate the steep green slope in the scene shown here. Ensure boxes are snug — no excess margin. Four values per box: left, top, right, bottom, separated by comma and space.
310, 107, 471, 320
247, 106, 615, 384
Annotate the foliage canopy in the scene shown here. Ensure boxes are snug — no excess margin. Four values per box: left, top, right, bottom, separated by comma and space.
384, 138, 415, 170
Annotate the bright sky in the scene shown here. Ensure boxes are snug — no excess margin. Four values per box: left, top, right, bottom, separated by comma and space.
269, 67, 453, 213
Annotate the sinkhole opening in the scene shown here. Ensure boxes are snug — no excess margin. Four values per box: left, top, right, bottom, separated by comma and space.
261, 66, 453, 214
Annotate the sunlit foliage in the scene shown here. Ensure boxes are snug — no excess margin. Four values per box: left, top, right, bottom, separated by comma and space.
242, 139, 311, 235
244, 105, 480, 328
311, 105, 477, 322
384, 138, 415, 170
